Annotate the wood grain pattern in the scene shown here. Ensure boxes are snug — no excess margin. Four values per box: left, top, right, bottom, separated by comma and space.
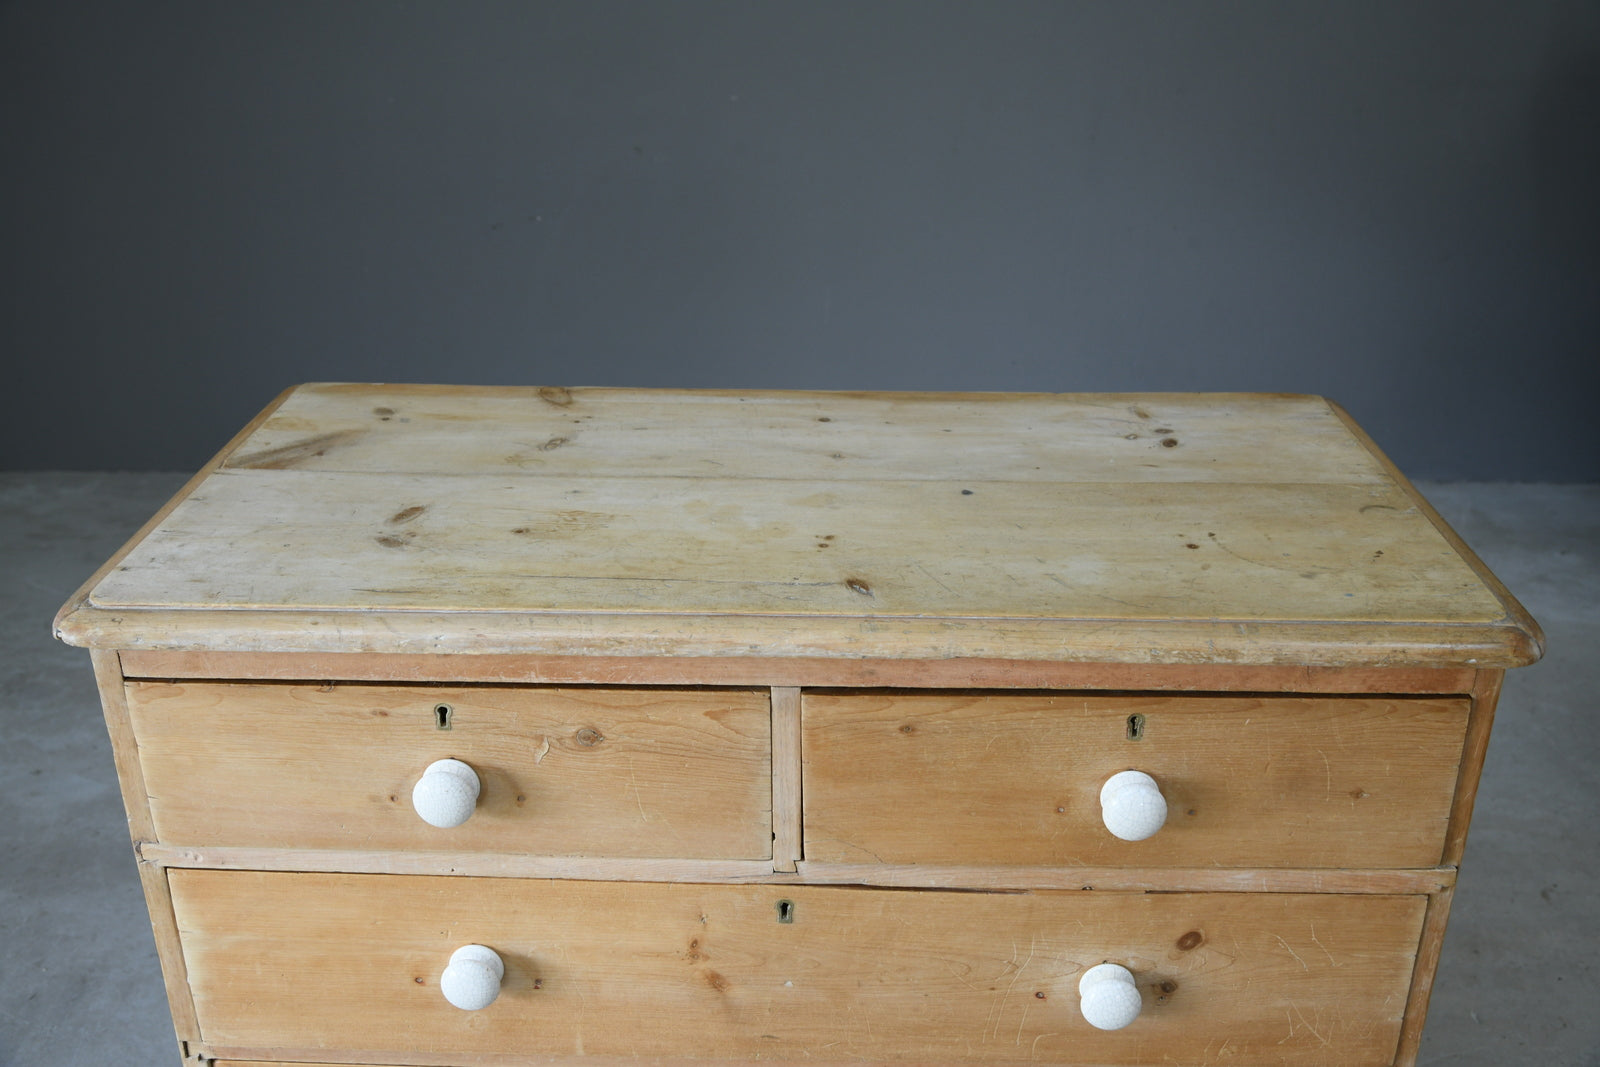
224, 385, 1390, 484
50, 384, 298, 643
139, 843, 780, 883
85, 474, 1509, 623
208, 1061, 886, 1067
173, 871, 1425, 1066
1328, 401, 1546, 662
804, 692, 1470, 869
68, 607, 1535, 668
116, 649, 1479, 694
127, 683, 771, 860
792, 863, 1455, 895
54, 386, 1541, 669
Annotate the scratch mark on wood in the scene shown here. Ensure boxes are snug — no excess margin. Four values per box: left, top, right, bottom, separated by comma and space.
915, 563, 957, 596
1308, 922, 1337, 967
1289, 1003, 1330, 1046
1275, 934, 1310, 971
626, 756, 648, 822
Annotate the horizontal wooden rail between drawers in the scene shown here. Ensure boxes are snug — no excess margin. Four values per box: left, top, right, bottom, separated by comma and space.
116, 649, 1479, 694
138, 842, 1453, 894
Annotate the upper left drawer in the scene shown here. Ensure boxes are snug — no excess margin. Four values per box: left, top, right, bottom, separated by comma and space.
125, 682, 773, 860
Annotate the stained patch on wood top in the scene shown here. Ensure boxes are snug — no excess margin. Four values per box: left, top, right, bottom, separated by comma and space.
229, 429, 365, 469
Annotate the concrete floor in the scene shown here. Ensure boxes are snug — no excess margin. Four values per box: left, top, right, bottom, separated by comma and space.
1, 472, 1594, 1066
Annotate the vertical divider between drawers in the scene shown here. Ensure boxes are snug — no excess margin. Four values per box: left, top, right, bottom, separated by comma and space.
771, 687, 803, 872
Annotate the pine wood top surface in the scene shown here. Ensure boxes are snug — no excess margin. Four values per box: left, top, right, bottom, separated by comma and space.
56, 384, 1541, 666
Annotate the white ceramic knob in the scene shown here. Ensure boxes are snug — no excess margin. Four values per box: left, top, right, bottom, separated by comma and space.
412, 758, 481, 828
1079, 963, 1142, 1030
440, 944, 503, 1010
1100, 770, 1167, 842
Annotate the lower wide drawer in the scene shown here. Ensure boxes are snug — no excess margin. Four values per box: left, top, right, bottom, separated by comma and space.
171, 870, 1425, 1066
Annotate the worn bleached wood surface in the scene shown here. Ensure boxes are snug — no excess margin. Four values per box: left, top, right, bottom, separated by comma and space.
224, 386, 1390, 483
55, 385, 1540, 667
803, 692, 1470, 869
172, 870, 1424, 1066
127, 682, 772, 859
88, 476, 1500, 622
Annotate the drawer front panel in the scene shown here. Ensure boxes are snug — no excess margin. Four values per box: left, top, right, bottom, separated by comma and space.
128, 683, 772, 859
172, 870, 1423, 1066
804, 692, 1469, 868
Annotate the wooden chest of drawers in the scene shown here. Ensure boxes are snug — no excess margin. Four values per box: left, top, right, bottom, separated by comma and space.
55, 385, 1542, 1067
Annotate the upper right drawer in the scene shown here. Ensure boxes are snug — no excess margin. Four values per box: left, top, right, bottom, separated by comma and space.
802, 691, 1470, 869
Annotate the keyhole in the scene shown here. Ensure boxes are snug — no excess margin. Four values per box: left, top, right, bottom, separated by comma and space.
434, 704, 453, 730
1126, 714, 1145, 740
776, 899, 795, 923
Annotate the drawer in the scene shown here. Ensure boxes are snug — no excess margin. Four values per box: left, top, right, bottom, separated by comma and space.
127, 683, 772, 859
171, 869, 1424, 1066
803, 692, 1469, 868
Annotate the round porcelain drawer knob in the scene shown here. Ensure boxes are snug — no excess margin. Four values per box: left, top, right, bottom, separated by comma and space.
412, 758, 481, 828
1079, 963, 1142, 1030
1100, 770, 1167, 841
441, 944, 504, 1010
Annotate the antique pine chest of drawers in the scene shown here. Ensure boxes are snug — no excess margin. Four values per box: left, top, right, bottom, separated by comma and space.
55, 385, 1542, 1067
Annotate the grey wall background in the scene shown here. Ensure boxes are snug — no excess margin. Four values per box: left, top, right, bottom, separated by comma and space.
2, 0, 1596, 480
